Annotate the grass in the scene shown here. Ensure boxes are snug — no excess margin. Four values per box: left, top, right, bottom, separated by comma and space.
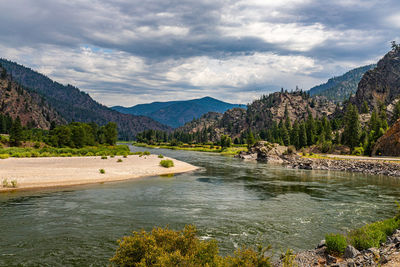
0, 153, 10, 159
160, 159, 174, 168
99, 169, 105, 174
133, 142, 247, 155
325, 233, 347, 255
10, 180, 17, 188
117, 159, 123, 162
326, 208, 400, 255
1, 178, 17, 188
101, 156, 108, 159
2, 179, 9, 188
158, 154, 164, 158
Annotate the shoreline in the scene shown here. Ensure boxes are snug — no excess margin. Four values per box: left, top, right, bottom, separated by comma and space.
0, 155, 199, 192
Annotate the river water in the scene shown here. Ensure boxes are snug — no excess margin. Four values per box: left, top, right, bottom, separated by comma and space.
1, 146, 400, 266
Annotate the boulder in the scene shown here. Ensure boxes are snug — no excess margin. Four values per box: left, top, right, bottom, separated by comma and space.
344, 245, 360, 259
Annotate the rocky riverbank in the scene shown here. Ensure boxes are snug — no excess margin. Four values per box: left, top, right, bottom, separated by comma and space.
274, 228, 400, 266
236, 142, 400, 177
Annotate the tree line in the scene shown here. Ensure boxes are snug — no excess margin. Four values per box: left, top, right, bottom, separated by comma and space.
0, 113, 118, 148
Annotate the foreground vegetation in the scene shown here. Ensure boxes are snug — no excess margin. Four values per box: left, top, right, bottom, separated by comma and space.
111, 205, 400, 266
110, 225, 272, 267
326, 204, 400, 255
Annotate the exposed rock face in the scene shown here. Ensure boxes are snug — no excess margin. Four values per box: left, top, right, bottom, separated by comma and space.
236, 141, 297, 163
372, 119, 400, 156
352, 48, 400, 114
0, 67, 65, 129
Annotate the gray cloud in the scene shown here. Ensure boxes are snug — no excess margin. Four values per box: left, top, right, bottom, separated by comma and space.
0, 0, 399, 106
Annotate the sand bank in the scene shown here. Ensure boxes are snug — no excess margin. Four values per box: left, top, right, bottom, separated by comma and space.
0, 155, 198, 191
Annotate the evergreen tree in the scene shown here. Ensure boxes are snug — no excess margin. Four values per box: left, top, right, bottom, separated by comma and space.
299, 123, 307, 148
291, 120, 300, 149
393, 101, 400, 123
361, 101, 369, 114
306, 112, 315, 146
342, 104, 360, 150
281, 125, 290, 146
9, 116, 23, 146
246, 130, 255, 147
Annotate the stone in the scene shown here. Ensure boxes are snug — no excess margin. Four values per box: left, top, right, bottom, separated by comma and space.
344, 245, 360, 259
316, 239, 326, 249
326, 254, 337, 265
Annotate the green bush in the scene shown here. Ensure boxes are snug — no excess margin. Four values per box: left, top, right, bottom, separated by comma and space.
158, 154, 164, 158
0, 154, 10, 159
110, 225, 271, 267
143, 151, 150, 156
348, 218, 400, 250
101, 156, 108, 160
352, 146, 364, 156
2, 179, 9, 188
160, 159, 174, 168
99, 169, 105, 174
325, 233, 347, 255
86, 152, 95, 156
10, 180, 17, 188
117, 159, 123, 163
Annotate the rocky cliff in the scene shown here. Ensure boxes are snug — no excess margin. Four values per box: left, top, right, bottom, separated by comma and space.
352, 48, 400, 116
372, 118, 400, 156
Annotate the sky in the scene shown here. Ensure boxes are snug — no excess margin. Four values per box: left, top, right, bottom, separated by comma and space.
0, 0, 399, 107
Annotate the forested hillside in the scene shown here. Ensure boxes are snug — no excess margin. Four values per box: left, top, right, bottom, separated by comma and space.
309, 64, 376, 102
0, 59, 171, 139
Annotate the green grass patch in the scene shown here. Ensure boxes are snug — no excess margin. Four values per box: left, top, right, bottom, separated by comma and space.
160, 159, 174, 168
0, 153, 10, 159
99, 169, 105, 174
158, 154, 164, 158
101, 156, 108, 159
117, 159, 123, 163
325, 233, 347, 255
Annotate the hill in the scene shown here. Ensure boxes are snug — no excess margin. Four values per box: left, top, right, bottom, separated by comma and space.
351, 46, 400, 118
0, 64, 65, 129
112, 96, 245, 128
309, 64, 376, 102
0, 59, 171, 139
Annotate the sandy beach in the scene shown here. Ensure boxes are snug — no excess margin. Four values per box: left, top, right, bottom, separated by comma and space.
0, 155, 198, 191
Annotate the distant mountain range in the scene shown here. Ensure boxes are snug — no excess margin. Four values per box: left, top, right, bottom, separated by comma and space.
112, 97, 246, 128
0, 59, 171, 139
309, 64, 376, 102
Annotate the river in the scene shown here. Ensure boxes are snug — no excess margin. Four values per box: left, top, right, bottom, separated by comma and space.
1, 146, 400, 266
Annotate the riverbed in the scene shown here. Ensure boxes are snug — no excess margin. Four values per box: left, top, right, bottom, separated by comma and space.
1, 146, 400, 265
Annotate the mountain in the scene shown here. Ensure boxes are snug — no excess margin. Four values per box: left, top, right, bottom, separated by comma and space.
0, 59, 171, 139
351, 47, 400, 117
177, 91, 337, 141
372, 118, 400, 156
112, 96, 246, 128
309, 64, 376, 102
0, 65, 65, 129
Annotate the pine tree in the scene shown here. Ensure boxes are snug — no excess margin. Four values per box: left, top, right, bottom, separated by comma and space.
299, 123, 307, 148
306, 112, 315, 146
10, 116, 23, 146
281, 125, 290, 146
291, 120, 300, 149
393, 101, 400, 123
246, 130, 255, 148
361, 101, 369, 114
342, 104, 360, 150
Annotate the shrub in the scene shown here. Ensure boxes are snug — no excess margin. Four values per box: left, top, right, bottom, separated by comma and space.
143, 151, 150, 156
117, 159, 123, 163
0, 154, 10, 159
101, 156, 108, 160
325, 233, 347, 255
10, 180, 17, 188
158, 154, 164, 158
34, 142, 41, 149
348, 218, 400, 250
160, 159, 174, 168
352, 146, 364, 156
86, 152, 95, 156
99, 169, 105, 174
110, 225, 271, 267
2, 179, 9, 187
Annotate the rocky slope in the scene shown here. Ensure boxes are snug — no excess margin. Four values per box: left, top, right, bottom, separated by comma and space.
372, 118, 400, 156
178, 91, 337, 141
309, 64, 376, 102
112, 96, 245, 128
0, 66, 65, 129
0, 59, 171, 139
352, 48, 400, 116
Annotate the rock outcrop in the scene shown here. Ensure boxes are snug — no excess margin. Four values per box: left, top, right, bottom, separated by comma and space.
372, 119, 400, 156
352, 48, 400, 115
236, 141, 297, 163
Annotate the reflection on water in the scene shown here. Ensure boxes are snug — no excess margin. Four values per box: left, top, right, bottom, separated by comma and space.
1, 146, 400, 266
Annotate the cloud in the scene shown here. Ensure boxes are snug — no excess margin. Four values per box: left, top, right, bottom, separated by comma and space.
0, 0, 399, 106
